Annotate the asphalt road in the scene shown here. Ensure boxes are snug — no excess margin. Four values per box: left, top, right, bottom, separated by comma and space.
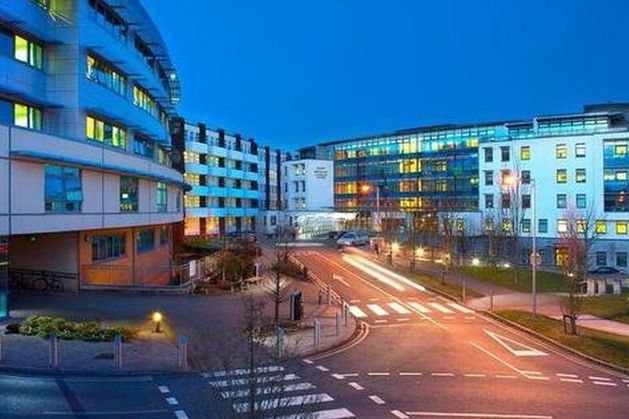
2, 245, 628, 418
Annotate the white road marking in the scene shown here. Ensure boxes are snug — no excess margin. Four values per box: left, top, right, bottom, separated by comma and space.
443, 316, 456, 320
347, 254, 427, 292
174, 410, 189, 419
340, 373, 360, 377
407, 302, 431, 313
388, 302, 412, 314
399, 372, 423, 376
367, 304, 389, 316
560, 378, 583, 383
465, 316, 476, 320
397, 318, 411, 322
158, 386, 170, 394
593, 381, 617, 387
316, 365, 330, 372
469, 341, 526, 378
348, 382, 364, 390
276, 408, 356, 419
485, 330, 548, 357
431, 373, 454, 377
212, 365, 283, 377
342, 256, 406, 291
588, 376, 611, 381
331, 374, 345, 380
349, 306, 368, 318
622, 378, 629, 383
428, 302, 454, 314
405, 412, 553, 418
332, 274, 351, 287
447, 302, 473, 314
374, 319, 388, 324
349, 299, 361, 304
526, 375, 550, 381
165, 397, 178, 406
233, 393, 334, 413
495, 375, 518, 379
464, 374, 486, 378
220, 382, 316, 398
368, 372, 390, 376
391, 410, 410, 419
369, 395, 386, 405
303, 358, 314, 364
368, 298, 380, 302
556, 373, 578, 378
521, 371, 543, 375
209, 373, 299, 388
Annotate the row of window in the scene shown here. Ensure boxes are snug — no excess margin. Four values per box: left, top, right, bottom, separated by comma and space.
483, 142, 587, 163
15, 34, 43, 69
86, 115, 127, 149
44, 165, 173, 214
480, 216, 624, 235
91, 227, 170, 262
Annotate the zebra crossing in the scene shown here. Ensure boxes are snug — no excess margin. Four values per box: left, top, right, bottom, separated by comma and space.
204, 365, 356, 418
348, 300, 476, 323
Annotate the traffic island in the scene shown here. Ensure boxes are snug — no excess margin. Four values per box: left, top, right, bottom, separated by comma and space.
490, 309, 629, 372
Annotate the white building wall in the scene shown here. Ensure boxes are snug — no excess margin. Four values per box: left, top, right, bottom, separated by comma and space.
282, 159, 334, 212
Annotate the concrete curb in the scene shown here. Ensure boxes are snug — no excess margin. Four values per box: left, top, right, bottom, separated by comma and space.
0, 364, 196, 378
484, 311, 629, 376
300, 320, 365, 359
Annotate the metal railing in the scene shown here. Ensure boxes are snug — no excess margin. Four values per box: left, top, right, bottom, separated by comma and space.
9, 268, 77, 293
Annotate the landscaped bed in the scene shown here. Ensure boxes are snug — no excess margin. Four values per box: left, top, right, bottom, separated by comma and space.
580, 294, 629, 325
496, 309, 629, 369
6, 315, 136, 342
457, 266, 568, 293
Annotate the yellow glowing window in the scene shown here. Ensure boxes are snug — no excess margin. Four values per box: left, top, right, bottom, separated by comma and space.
616, 171, 627, 181
400, 198, 418, 209
616, 222, 627, 235
596, 221, 607, 234
436, 179, 448, 192
435, 161, 447, 171
184, 173, 200, 185
556, 144, 567, 159
502, 219, 512, 232
520, 146, 530, 160
456, 218, 465, 231
184, 151, 200, 164
334, 151, 345, 160
556, 169, 567, 183
400, 159, 418, 173
615, 145, 627, 157
467, 138, 479, 147
347, 150, 356, 158
184, 195, 200, 208
557, 219, 568, 233
14, 35, 28, 62
14, 35, 42, 69
14, 103, 28, 128
485, 219, 495, 231
401, 141, 417, 154
575, 168, 586, 183
576, 220, 586, 234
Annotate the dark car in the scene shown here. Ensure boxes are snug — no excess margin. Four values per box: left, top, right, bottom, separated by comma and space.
588, 266, 622, 275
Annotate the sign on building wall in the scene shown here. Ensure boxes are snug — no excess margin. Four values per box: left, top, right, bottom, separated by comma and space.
314, 166, 328, 179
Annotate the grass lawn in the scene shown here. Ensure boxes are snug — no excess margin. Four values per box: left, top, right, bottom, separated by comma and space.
580, 294, 629, 324
457, 266, 568, 293
497, 310, 629, 369
397, 268, 484, 299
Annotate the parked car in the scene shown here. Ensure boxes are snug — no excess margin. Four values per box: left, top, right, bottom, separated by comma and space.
588, 266, 623, 275
336, 232, 368, 247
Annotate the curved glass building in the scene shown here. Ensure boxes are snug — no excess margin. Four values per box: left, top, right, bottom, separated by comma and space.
0, 0, 185, 312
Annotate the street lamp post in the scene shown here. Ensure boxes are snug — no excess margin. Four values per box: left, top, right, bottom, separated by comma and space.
361, 184, 380, 232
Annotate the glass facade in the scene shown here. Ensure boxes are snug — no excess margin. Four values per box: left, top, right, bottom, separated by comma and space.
44, 165, 83, 213
604, 139, 629, 212
0, 236, 7, 319
331, 126, 487, 213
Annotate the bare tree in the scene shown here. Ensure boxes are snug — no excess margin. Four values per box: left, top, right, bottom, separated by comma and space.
558, 204, 602, 335
265, 246, 292, 327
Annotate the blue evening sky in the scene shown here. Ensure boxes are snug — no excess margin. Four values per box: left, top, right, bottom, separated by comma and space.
142, 0, 629, 149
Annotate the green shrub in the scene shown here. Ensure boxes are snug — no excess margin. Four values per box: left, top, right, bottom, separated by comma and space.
19, 315, 136, 342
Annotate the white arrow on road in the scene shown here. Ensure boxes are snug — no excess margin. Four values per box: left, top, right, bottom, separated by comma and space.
485, 330, 548, 357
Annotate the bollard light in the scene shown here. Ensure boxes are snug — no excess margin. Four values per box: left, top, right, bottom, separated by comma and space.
152, 311, 163, 333
415, 247, 425, 259
391, 242, 400, 253
502, 262, 511, 269
472, 257, 481, 266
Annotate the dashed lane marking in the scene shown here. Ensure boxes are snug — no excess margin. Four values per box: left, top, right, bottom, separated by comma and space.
165, 397, 178, 406
556, 373, 578, 378
349, 299, 361, 304
369, 395, 386, 405
431, 373, 454, 377
367, 372, 390, 376
303, 358, 314, 364
331, 374, 345, 380
397, 318, 411, 322
526, 375, 551, 381
593, 381, 618, 387
348, 382, 365, 391
174, 410, 189, 419
316, 365, 330, 372
495, 375, 518, 379
560, 378, 583, 383
374, 319, 388, 324
368, 298, 381, 302
339, 373, 360, 378
391, 410, 410, 418
158, 386, 170, 394
399, 372, 423, 376
463, 374, 486, 378
588, 376, 611, 381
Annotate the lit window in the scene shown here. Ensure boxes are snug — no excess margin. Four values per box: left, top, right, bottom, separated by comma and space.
502, 219, 512, 232
14, 103, 42, 130
556, 169, 567, 183
119, 176, 138, 212
85, 115, 126, 149
501, 170, 512, 185
575, 143, 586, 157
14, 35, 43, 69
557, 219, 568, 233
616, 171, 627, 181
614, 145, 627, 157
520, 146, 530, 160
616, 222, 627, 235
456, 218, 465, 231
576, 220, 586, 234
86, 54, 127, 95
556, 144, 567, 159
575, 168, 586, 183
133, 85, 158, 116
596, 221, 607, 234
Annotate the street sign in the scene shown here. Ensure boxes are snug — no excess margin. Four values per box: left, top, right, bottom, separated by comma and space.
529, 252, 541, 267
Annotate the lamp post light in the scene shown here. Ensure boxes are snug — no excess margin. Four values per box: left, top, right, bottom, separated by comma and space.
152, 311, 163, 333
360, 184, 380, 232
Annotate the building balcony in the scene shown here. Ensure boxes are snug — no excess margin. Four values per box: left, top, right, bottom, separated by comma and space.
0, 1, 60, 43
208, 166, 227, 177
185, 163, 207, 175
0, 55, 47, 106
185, 140, 207, 154
207, 145, 227, 158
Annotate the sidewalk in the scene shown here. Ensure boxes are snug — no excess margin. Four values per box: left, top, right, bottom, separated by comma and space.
351, 245, 629, 338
